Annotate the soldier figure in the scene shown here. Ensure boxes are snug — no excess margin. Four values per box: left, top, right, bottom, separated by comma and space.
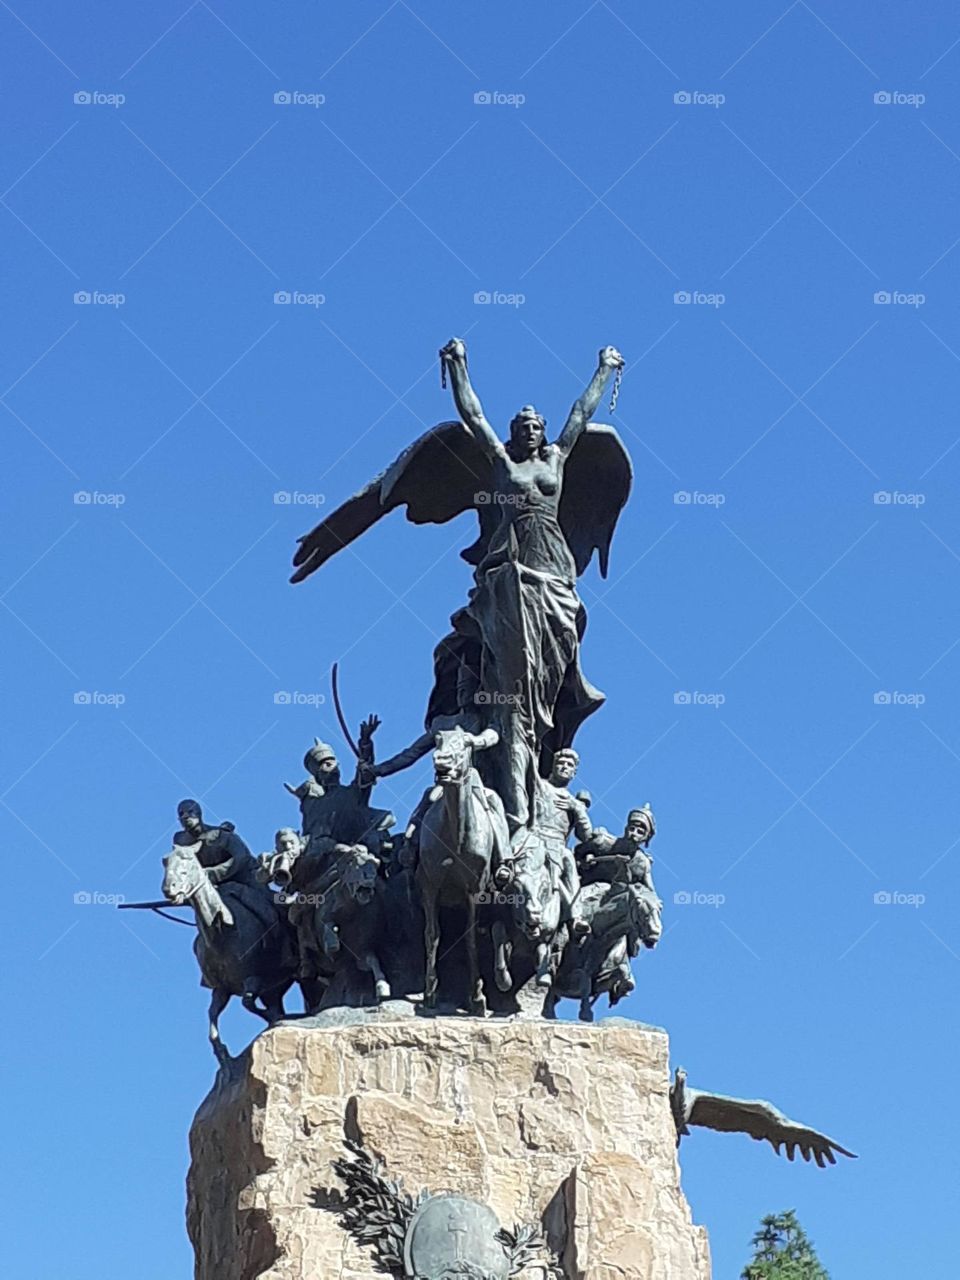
532, 747, 593, 937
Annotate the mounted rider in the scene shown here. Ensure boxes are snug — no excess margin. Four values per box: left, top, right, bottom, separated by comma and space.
577, 803, 658, 893
172, 799, 287, 941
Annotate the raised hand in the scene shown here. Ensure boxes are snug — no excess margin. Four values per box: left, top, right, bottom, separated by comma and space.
599, 345, 624, 370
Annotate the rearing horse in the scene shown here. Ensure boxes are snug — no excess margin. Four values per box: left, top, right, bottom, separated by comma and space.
163, 841, 296, 1063
417, 726, 509, 1014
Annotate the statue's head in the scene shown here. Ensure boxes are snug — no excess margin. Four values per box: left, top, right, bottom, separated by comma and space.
274, 827, 302, 856
507, 405, 546, 459
549, 747, 579, 786
177, 799, 204, 833
303, 739, 340, 784
625, 804, 655, 846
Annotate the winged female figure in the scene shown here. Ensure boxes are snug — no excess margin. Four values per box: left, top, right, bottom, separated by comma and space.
291, 338, 631, 830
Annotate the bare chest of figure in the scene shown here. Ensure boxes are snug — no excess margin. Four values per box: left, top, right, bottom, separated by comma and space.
494, 450, 563, 505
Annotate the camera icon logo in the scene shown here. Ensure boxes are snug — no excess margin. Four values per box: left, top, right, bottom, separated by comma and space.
674, 91, 692, 105
74, 91, 92, 105
674, 290, 691, 304
673, 491, 691, 505
274, 290, 291, 305
74, 690, 92, 704
474, 91, 492, 105
74, 291, 91, 305
673, 690, 691, 705
674, 890, 692, 904
874, 890, 892, 904
274, 91, 292, 105
274, 691, 292, 705
873, 690, 891, 705
873, 290, 891, 304
273, 491, 292, 504
874, 91, 892, 105
74, 890, 92, 904
473, 291, 491, 304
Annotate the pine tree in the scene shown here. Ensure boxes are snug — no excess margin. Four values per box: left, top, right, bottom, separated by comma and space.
741, 1210, 830, 1279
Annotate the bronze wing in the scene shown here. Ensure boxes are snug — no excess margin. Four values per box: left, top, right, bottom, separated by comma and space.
683, 1086, 857, 1167
291, 421, 495, 583
559, 424, 633, 578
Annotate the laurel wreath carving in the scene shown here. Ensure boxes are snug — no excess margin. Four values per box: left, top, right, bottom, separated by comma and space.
315, 1139, 564, 1278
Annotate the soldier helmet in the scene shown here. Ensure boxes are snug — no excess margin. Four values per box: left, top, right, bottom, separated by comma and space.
303, 739, 337, 772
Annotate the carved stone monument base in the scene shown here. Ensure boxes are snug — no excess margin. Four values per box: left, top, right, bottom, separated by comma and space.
187, 1014, 711, 1279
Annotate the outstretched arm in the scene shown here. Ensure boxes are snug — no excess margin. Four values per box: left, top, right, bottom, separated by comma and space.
557, 346, 624, 455
439, 339, 505, 462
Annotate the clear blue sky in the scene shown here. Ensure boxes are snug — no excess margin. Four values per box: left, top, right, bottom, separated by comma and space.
2, 2, 958, 1276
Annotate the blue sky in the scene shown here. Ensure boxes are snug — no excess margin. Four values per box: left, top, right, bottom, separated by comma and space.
2, 2, 959, 1276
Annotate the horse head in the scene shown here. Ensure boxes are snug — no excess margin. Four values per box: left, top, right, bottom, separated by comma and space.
338, 845, 381, 907
432, 725, 499, 786
500, 834, 557, 942
162, 841, 233, 929
162, 841, 205, 905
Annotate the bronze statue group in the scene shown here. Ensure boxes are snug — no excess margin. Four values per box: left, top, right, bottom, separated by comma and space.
154, 339, 856, 1174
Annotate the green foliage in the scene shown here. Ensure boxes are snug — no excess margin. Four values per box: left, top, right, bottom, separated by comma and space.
741, 1210, 830, 1280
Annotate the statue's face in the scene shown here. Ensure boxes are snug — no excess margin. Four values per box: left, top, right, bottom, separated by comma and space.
178, 802, 203, 832
510, 413, 544, 455
551, 753, 577, 785
313, 756, 339, 783
625, 813, 652, 844
276, 831, 300, 856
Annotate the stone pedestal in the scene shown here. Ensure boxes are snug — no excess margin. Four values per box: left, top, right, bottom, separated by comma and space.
187, 1014, 711, 1279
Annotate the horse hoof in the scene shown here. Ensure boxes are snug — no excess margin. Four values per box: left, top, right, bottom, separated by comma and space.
536, 973, 553, 989
375, 981, 391, 1001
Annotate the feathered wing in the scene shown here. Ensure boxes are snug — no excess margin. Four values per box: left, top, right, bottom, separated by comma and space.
290, 421, 495, 583
684, 1088, 857, 1167
559, 424, 633, 578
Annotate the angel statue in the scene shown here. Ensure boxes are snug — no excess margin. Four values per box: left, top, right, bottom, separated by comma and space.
291, 338, 631, 831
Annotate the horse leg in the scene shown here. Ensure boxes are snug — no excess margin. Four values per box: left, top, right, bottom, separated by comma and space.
422, 886, 439, 1009
466, 894, 486, 1016
491, 918, 513, 993
542, 986, 559, 1019
535, 940, 553, 989
241, 977, 272, 1023
361, 951, 391, 1002
208, 988, 231, 1064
